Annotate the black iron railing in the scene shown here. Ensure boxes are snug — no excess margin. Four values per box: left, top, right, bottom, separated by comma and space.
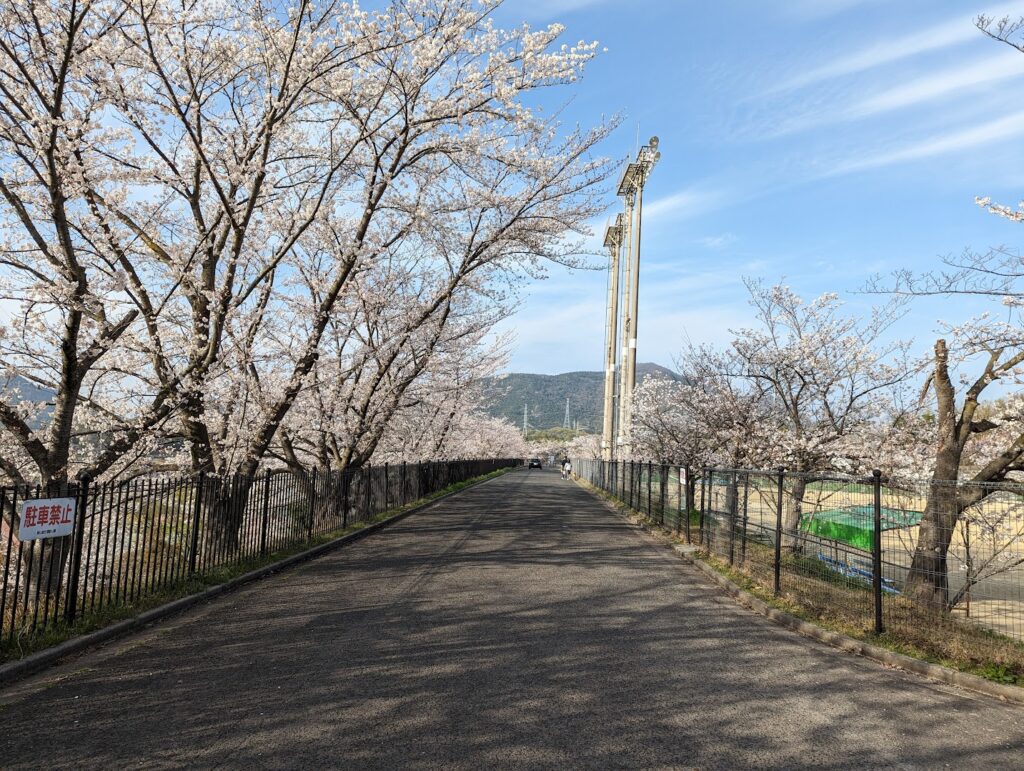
0, 458, 520, 643
574, 458, 1024, 649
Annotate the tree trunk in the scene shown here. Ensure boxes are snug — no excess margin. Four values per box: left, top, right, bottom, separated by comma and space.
206, 475, 254, 554
7, 482, 77, 611
285, 464, 340, 533
781, 475, 807, 555
904, 485, 959, 609
21, 537, 71, 607
725, 474, 739, 520
904, 450, 963, 610
904, 339, 963, 610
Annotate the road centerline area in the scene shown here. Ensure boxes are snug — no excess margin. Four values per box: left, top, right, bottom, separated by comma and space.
2, 468, 1023, 769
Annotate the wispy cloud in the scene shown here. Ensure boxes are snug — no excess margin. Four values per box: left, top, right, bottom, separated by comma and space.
697, 233, 737, 249
760, 49, 1024, 138
782, 0, 889, 21
772, 0, 1024, 93
851, 49, 1024, 118
643, 187, 723, 221
510, 0, 611, 18
829, 109, 1024, 175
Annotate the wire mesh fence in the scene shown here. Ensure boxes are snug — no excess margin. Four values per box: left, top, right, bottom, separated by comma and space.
0, 458, 519, 644
574, 458, 1024, 650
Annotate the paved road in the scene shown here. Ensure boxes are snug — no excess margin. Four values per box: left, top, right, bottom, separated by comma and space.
2, 469, 1023, 769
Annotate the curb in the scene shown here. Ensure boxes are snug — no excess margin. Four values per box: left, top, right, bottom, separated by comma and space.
573, 476, 1024, 707
0, 468, 515, 689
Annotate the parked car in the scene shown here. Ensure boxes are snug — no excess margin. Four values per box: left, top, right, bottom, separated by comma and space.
528, 458, 543, 469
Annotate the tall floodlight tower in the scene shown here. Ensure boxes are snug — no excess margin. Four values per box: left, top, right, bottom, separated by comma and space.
615, 136, 661, 458
615, 181, 635, 453
601, 214, 624, 461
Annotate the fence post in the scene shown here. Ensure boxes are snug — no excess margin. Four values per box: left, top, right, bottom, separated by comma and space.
384, 462, 390, 511
364, 464, 371, 517
307, 468, 317, 541
740, 472, 750, 565
698, 468, 707, 546
647, 461, 653, 520
676, 466, 683, 535
622, 462, 630, 511
64, 474, 91, 624
872, 469, 885, 635
342, 469, 349, 528
637, 462, 642, 511
683, 467, 691, 542
188, 471, 205, 574
401, 462, 407, 506
660, 463, 667, 527
728, 470, 738, 566
260, 471, 271, 555
634, 461, 639, 510
774, 467, 785, 597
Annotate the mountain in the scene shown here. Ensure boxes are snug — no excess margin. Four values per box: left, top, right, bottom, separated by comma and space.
0, 374, 56, 429
1, 374, 55, 403
481, 363, 681, 432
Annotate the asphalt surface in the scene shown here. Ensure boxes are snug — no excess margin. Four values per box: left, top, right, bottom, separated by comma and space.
2, 468, 1024, 769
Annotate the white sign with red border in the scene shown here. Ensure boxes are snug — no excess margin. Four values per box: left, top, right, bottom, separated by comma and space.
19, 498, 75, 541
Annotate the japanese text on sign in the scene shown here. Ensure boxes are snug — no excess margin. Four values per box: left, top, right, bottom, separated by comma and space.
19, 498, 75, 541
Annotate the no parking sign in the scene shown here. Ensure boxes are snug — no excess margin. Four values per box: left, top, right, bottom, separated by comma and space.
19, 498, 75, 540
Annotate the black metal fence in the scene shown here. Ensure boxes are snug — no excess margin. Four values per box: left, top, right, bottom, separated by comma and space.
0, 458, 519, 644
574, 458, 1024, 649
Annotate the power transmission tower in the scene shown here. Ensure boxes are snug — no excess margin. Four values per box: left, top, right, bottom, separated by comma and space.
522, 403, 528, 439
563, 396, 571, 429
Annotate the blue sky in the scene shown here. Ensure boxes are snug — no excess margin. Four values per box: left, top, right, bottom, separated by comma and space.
491, 0, 1024, 374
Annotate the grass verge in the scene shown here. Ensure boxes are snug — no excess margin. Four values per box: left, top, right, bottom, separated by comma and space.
0, 466, 513, 663
575, 475, 1024, 689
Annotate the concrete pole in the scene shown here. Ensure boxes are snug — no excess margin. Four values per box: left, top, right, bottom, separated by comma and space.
621, 179, 645, 457
616, 191, 635, 455
600, 218, 622, 461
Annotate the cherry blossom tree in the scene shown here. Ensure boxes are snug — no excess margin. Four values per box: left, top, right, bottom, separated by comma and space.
721, 281, 912, 551
630, 352, 780, 515
0, 0, 146, 487
565, 432, 600, 459
1, 0, 617, 554
861, 12, 1024, 604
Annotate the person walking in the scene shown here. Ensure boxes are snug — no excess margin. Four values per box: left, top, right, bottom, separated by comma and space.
561, 458, 572, 480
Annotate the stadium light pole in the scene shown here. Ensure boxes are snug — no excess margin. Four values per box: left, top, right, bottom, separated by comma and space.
615, 179, 634, 455
601, 214, 623, 461
615, 136, 660, 458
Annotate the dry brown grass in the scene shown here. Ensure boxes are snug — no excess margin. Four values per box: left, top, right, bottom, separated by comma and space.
706, 542, 1024, 687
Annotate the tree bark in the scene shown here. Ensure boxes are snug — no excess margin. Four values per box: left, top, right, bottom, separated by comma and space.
205, 475, 253, 554
781, 475, 808, 555
904, 339, 963, 609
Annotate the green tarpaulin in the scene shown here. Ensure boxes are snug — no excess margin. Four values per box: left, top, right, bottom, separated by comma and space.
799, 505, 922, 551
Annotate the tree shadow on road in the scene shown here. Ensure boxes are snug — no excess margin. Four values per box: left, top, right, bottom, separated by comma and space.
2, 471, 1022, 768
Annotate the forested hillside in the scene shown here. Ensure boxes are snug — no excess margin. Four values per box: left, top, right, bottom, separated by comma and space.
482, 363, 681, 431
